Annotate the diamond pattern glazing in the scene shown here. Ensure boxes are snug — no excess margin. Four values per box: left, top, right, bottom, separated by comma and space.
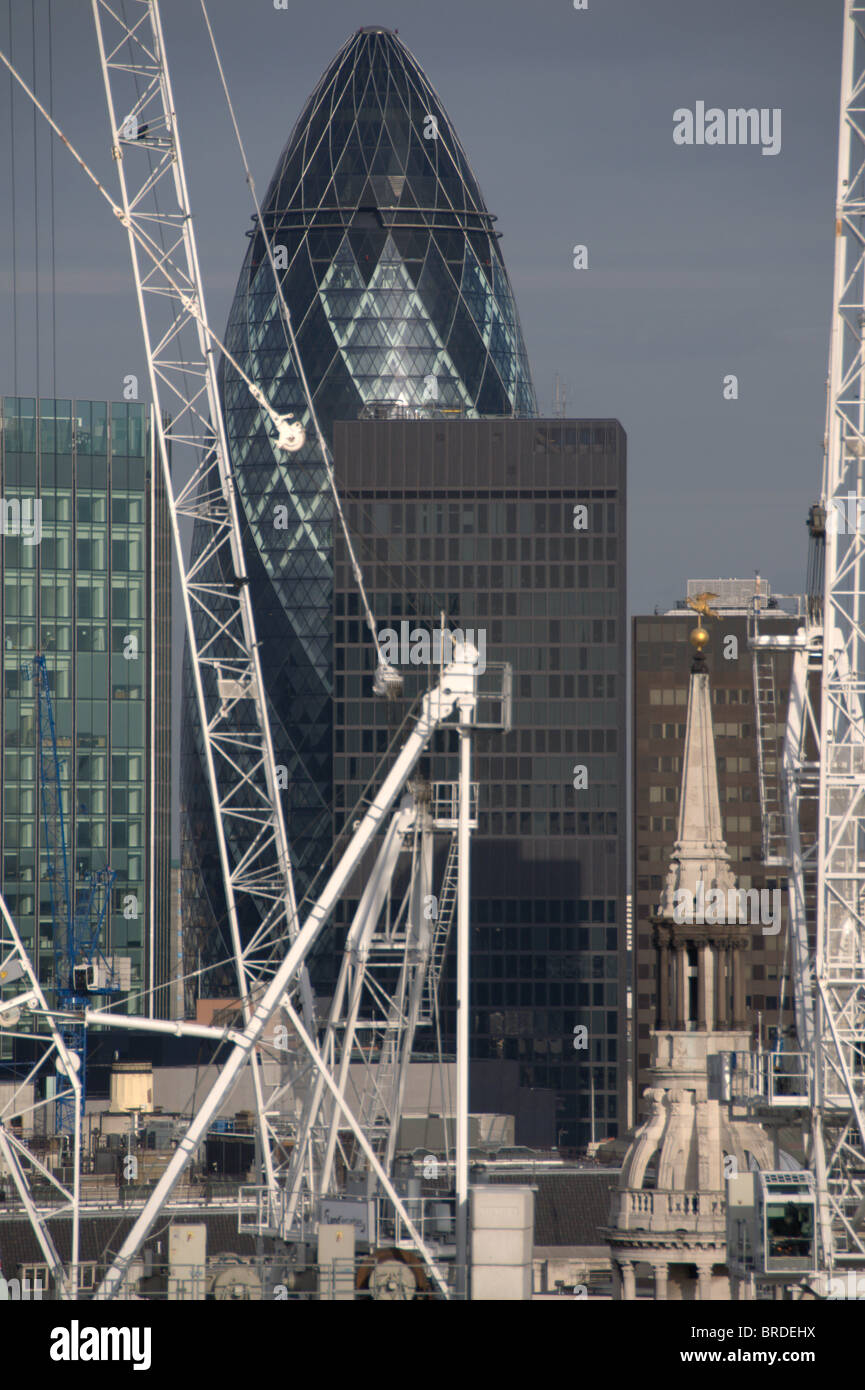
181, 28, 536, 976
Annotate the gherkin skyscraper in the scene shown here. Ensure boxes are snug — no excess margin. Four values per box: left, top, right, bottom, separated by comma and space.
181, 27, 536, 981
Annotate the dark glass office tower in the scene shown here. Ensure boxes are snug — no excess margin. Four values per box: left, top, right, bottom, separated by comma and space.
331, 418, 627, 1148
182, 28, 536, 975
0, 398, 171, 1019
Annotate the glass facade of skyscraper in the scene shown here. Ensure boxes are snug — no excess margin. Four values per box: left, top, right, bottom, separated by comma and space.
182, 27, 537, 976
331, 418, 627, 1147
0, 398, 171, 1019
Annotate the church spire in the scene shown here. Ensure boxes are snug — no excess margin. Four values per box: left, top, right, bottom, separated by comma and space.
658, 595, 736, 918
652, 598, 749, 1033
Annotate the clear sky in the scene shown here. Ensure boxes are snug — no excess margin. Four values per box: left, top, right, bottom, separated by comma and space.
0, 0, 841, 617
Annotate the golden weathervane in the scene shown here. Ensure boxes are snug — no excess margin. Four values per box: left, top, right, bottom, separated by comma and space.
686, 591, 719, 652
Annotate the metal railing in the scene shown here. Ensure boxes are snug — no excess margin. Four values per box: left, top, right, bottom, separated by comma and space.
710, 1050, 811, 1107
378, 1194, 456, 1249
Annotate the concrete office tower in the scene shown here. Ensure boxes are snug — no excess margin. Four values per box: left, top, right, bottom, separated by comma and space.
631, 578, 802, 1114
0, 397, 171, 1019
332, 417, 627, 1148
609, 623, 773, 1301
181, 28, 536, 987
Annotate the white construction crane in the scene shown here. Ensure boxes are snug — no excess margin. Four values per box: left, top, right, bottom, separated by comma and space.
90, 644, 487, 1300
746, 0, 865, 1292
0, 893, 83, 1300
0, 0, 510, 1299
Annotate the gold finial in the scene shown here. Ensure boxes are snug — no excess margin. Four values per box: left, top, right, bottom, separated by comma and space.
686, 591, 719, 651
687, 591, 719, 620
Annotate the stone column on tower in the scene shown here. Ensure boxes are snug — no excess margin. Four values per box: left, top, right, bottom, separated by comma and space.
658, 934, 671, 1028
733, 942, 746, 1029
675, 942, 687, 1028
698, 941, 711, 1029
714, 938, 727, 1029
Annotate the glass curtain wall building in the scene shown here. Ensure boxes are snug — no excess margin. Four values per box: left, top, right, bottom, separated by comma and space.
0, 398, 171, 1021
182, 27, 536, 979
331, 418, 627, 1147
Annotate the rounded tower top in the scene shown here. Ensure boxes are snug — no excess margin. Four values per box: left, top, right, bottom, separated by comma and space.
612, 1082, 773, 1205
222, 23, 537, 426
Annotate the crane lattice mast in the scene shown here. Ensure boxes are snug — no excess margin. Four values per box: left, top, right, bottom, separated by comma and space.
752, 0, 865, 1283
810, 0, 865, 1271
88, 0, 317, 1214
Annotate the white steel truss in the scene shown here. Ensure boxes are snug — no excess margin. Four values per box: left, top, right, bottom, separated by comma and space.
750, 628, 820, 1059
782, 638, 821, 1058
813, 0, 865, 1265
0, 892, 82, 1298
279, 781, 471, 1237
753, 0, 865, 1275
87, 0, 317, 1217
90, 0, 311, 993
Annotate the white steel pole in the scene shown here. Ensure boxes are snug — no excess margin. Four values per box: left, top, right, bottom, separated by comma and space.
455, 720, 472, 1297
147, 403, 157, 1020
71, 1079, 80, 1299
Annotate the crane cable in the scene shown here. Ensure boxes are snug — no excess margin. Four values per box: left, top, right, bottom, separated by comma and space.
198, 1, 391, 684
0, 39, 309, 488
47, 0, 56, 403
7, 0, 17, 399
30, 1, 38, 399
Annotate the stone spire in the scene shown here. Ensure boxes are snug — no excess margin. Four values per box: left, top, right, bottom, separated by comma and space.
657, 646, 736, 920
606, 600, 771, 1303
652, 613, 749, 1032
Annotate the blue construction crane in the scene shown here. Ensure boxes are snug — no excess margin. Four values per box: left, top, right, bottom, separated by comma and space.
22, 655, 117, 1132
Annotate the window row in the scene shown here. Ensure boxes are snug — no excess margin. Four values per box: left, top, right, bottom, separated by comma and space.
2, 492, 146, 525
348, 499, 618, 538
1, 400, 146, 456
347, 533, 618, 564
337, 586, 620, 619
337, 617, 619, 647
474, 900, 617, 926
484, 1005, 619, 1037
3, 454, 146, 489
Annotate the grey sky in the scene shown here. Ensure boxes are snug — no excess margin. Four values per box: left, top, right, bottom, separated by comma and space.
0, 0, 841, 614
